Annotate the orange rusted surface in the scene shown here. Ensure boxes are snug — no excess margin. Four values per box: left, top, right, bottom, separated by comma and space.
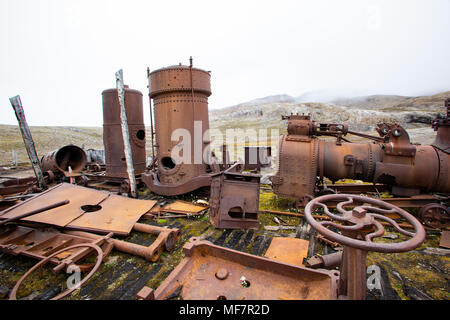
161, 200, 208, 214
154, 238, 338, 300
0, 184, 105, 227
0, 183, 157, 235
264, 237, 309, 267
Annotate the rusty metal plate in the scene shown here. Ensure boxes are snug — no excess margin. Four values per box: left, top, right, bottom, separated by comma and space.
67, 195, 157, 235
0, 184, 107, 227
440, 230, 450, 249
153, 238, 339, 300
161, 200, 208, 214
264, 237, 309, 267
0, 183, 156, 235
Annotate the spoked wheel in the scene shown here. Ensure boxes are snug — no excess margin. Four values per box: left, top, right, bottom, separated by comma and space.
418, 203, 450, 229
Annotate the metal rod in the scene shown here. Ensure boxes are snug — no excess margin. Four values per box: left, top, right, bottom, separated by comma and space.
9, 95, 47, 190
115, 69, 137, 198
0, 199, 70, 226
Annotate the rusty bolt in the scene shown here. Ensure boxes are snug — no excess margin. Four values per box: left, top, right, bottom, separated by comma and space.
352, 207, 367, 218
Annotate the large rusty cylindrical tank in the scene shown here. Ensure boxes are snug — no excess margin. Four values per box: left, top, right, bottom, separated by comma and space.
40, 145, 87, 174
149, 63, 211, 186
102, 86, 146, 178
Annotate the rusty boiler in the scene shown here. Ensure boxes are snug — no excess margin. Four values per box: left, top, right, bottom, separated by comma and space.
40, 145, 87, 174
270, 99, 450, 207
102, 86, 146, 178
142, 59, 215, 195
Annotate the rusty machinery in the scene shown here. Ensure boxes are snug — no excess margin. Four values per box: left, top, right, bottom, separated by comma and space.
78, 85, 146, 193
141, 194, 424, 300
40, 144, 87, 176
209, 162, 261, 229
142, 58, 219, 196
102, 85, 147, 178
244, 146, 272, 171
270, 99, 450, 229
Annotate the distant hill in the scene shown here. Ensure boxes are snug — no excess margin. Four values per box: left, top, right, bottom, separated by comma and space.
1, 90, 448, 166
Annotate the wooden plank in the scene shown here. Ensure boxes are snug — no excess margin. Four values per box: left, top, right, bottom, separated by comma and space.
115, 69, 137, 198
9, 95, 46, 189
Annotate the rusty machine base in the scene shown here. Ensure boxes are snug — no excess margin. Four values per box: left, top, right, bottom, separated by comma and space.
150, 237, 339, 300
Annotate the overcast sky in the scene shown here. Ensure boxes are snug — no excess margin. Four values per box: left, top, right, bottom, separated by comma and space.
1, 0, 449, 126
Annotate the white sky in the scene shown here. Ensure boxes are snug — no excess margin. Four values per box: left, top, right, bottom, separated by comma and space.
1, 0, 449, 126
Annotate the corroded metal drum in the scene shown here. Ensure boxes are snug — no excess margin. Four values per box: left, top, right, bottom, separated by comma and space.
149, 64, 211, 186
40, 145, 87, 174
102, 86, 146, 178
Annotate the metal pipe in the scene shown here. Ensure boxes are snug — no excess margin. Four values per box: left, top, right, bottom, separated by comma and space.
0, 200, 69, 226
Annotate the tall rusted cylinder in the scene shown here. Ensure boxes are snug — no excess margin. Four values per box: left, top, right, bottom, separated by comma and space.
149, 64, 211, 186
40, 145, 87, 173
102, 86, 146, 178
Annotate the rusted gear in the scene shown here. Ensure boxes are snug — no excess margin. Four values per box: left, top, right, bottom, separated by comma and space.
418, 203, 450, 229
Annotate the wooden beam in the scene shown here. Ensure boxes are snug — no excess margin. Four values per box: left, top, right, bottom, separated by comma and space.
9, 95, 47, 189
115, 70, 137, 198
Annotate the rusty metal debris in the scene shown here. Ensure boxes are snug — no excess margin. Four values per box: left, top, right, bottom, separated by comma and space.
136, 286, 155, 300
263, 237, 309, 266
209, 163, 261, 229
0, 183, 157, 235
150, 237, 339, 300
270, 100, 450, 228
304, 194, 426, 299
40, 145, 87, 175
244, 146, 271, 171
9, 243, 105, 300
159, 200, 209, 215
306, 251, 343, 269
0, 173, 54, 199
0, 225, 113, 268
440, 230, 450, 249
65, 222, 181, 262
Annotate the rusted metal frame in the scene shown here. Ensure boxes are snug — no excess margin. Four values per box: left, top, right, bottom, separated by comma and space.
115, 69, 137, 198
9, 95, 46, 189
9, 243, 104, 300
64, 223, 181, 262
0, 225, 113, 269
323, 183, 389, 193
141, 171, 212, 196
152, 238, 339, 300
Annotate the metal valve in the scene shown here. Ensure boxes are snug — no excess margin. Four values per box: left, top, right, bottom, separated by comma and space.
304, 194, 426, 299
